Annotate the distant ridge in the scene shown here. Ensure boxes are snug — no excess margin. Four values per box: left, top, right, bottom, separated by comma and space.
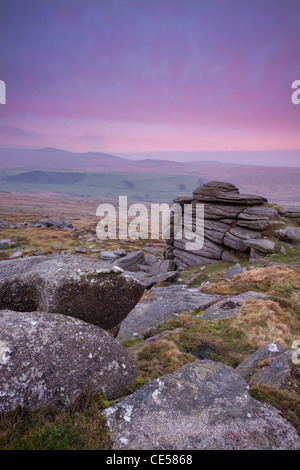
0, 146, 299, 204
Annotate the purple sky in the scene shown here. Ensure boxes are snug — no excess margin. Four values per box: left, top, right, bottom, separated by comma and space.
0, 0, 300, 162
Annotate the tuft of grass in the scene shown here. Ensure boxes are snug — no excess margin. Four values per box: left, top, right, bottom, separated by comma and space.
0, 392, 112, 450
231, 298, 300, 348
201, 266, 300, 319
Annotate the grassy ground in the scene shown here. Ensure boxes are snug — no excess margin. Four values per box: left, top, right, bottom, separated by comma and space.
0, 392, 112, 450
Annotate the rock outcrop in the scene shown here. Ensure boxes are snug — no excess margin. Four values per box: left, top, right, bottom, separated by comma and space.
0, 254, 144, 331
164, 182, 281, 268
103, 360, 300, 450
0, 309, 139, 413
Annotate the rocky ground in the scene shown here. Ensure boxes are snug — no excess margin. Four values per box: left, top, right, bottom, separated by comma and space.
0, 186, 300, 450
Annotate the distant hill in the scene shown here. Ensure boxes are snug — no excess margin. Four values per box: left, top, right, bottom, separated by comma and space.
0, 147, 299, 204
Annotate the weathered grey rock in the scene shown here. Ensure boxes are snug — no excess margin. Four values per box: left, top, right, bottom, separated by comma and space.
236, 343, 286, 382
143, 247, 161, 255
225, 263, 246, 279
9, 250, 24, 259
221, 249, 240, 263
0, 255, 144, 331
75, 247, 87, 254
144, 254, 157, 265
199, 291, 267, 320
245, 238, 275, 254
114, 248, 127, 257
114, 250, 145, 271
193, 184, 267, 205
237, 219, 270, 231
238, 206, 278, 220
148, 260, 176, 277
0, 239, 13, 249
249, 351, 294, 388
278, 206, 300, 224
103, 360, 300, 450
224, 227, 260, 252
0, 309, 139, 414
100, 250, 119, 261
275, 227, 300, 242
173, 196, 193, 204
137, 264, 150, 272
117, 286, 221, 342
38, 218, 64, 228
142, 271, 178, 289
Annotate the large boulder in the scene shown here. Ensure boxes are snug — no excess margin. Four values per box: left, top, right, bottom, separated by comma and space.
103, 360, 300, 450
0, 255, 144, 331
236, 343, 286, 382
0, 309, 139, 414
117, 285, 221, 343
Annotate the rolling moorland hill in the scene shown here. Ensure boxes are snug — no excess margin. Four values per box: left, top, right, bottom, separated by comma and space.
0, 147, 299, 204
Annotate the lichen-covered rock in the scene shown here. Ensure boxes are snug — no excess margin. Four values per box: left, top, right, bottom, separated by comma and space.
249, 351, 295, 388
236, 343, 286, 382
117, 286, 221, 343
103, 360, 300, 450
0, 309, 139, 414
199, 291, 267, 321
0, 255, 144, 331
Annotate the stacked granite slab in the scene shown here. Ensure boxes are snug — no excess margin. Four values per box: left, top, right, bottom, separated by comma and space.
164, 181, 280, 268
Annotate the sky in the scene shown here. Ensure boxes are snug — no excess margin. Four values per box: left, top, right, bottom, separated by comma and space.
0, 0, 300, 164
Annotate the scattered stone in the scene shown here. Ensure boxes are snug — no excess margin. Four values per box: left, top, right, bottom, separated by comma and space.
117, 285, 221, 343
100, 250, 119, 261
38, 218, 64, 228
143, 246, 161, 255
225, 263, 246, 280
0, 239, 14, 249
0, 309, 139, 414
103, 360, 300, 450
75, 247, 87, 254
236, 343, 286, 382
